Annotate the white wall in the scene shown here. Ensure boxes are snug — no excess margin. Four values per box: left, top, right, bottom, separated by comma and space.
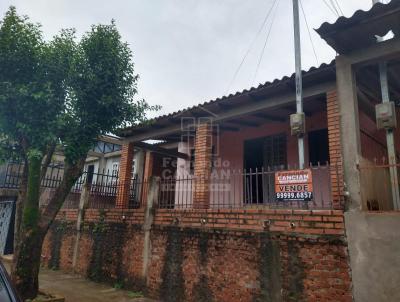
175, 142, 193, 208
84, 149, 145, 185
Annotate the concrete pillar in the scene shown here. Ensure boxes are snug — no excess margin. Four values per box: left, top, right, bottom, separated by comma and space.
72, 182, 90, 271
134, 150, 145, 204
142, 176, 159, 283
327, 91, 345, 209
97, 156, 106, 174
115, 142, 134, 208
336, 56, 362, 209
141, 151, 154, 207
193, 123, 213, 209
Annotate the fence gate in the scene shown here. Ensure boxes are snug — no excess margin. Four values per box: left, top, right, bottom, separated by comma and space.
0, 200, 13, 255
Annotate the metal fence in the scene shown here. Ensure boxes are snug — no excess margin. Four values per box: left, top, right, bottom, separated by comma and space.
0, 161, 65, 189
358, 157, 400, 211
59, 170, 142, 209
1, 161, 338, 210
0, 162, 25, 189
0, 162, 141, 209
155, 163, 336, 210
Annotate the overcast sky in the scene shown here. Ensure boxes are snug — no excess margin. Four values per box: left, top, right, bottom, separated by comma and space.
1, 0, 375, 117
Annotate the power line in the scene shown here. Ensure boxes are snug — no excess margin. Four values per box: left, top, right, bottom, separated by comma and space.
333, 0, 345, 15
252, 0, 279, 85
300, 0, 319, 66
329, 0, 341, 16
225, 0, 277, 94
322, 0, 339, 16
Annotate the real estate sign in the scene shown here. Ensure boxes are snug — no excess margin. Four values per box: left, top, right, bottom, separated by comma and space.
275, 169, 313, 201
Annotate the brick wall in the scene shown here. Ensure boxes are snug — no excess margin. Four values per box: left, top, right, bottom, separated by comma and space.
327, 91, 345, 209
147, 227, 351, 302
42, 208, 352, 302
153, 209, 345, 236
115, 142, 134, 208
193, 123, 213, 209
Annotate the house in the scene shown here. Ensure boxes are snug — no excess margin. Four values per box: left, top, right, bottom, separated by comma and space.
106, 1, 400, 301
4, 1, 400, 301
115, 3, 400, 212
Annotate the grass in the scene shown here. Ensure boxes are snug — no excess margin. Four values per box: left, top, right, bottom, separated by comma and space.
127, 291, 144, 298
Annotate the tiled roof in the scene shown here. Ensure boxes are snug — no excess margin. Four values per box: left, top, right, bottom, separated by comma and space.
118, 60, 336, 136
316, 0, 400, 54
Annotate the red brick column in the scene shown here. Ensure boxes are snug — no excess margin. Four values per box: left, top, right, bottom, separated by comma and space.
116, 142, 134, 208
327, 91, 345, 209
193, 123, 213, 209
141, 151, 154, 206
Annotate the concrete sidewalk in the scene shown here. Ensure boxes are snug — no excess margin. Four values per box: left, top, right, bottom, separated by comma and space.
2, 257, 156, 302
39, 269, 155, 302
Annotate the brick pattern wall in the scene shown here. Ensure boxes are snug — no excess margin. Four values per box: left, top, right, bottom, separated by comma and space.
153, 209, 345, 236
55, 208, 344, 236
146, 228, 351, 302
41, 221, 75, 271
44, 208, 351, 302
115, 143, 134, 208
327, 91, 345, 209
193, 123, 213, 209
43, 209, 352, 302
55, 208, 145, 224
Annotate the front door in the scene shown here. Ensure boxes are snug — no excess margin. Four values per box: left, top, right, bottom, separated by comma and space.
263, 134, 287, 202
244, 134, 287, 204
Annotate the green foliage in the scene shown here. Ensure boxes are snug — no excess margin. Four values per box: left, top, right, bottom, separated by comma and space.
92, 211, 107, 234
0, 6, 159, 165
127, 291, 144, 298
0, 7, 159, 298
0, 7, 56, 158
114, 281, 124, 289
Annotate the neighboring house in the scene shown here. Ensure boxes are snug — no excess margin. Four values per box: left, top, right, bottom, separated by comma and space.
83, 135, 145, 185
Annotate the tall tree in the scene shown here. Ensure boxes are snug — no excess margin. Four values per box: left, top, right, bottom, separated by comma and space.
0, 7, 158, 300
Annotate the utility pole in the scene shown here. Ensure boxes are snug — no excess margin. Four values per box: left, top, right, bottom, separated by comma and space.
292, 0, 305, 169
372, 0, 400, 209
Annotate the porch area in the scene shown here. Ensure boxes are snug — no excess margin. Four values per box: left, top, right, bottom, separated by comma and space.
116, 66, 344, 211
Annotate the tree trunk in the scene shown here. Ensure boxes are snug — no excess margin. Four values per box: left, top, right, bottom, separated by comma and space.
11, 156, 86, 300
12, 227, 46, 300
14, 161, 28, 256
39, 159, 85, 230
12, 154, 42, 300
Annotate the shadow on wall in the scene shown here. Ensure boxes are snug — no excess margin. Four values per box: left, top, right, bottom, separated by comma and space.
41, 219, 352, 302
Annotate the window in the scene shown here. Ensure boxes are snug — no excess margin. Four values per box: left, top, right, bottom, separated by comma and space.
112, 163, 119, 176
308, 129, 329, 165
189, 149, 195, 174
132, 160, 136, 175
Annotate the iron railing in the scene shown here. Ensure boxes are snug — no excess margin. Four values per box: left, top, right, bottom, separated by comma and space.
0, 162, 141, 209
358, 157, 400, 211
60, 170, 142, 209
0, 161, 65, 189
155, 163, 337, 210
0, 161, 340, 210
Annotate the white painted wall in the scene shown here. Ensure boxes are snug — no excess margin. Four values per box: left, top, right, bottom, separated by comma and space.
175, 142, 193, 208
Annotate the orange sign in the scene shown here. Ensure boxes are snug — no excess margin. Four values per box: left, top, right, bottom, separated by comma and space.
275, 169, 313, 201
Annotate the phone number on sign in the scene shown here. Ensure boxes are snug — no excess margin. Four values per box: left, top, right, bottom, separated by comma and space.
276, 192, 312, 200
